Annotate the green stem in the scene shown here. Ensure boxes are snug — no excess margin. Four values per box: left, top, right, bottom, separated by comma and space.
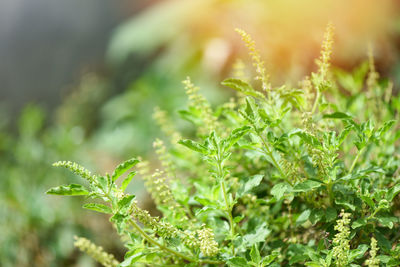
221, 180, 235, 255
129, 220, 223, 265
311, 89, 320, 114
255, 129, 286, 179
215, 149, 236, 255
348, 148, 364, 174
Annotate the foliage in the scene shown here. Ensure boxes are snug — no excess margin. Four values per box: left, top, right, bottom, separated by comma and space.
48, 24, 400, 266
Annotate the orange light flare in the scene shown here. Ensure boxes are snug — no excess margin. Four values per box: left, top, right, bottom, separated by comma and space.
187, 0, 399, 84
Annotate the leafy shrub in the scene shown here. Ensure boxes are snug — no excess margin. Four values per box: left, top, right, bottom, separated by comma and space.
48, 24, 400, 266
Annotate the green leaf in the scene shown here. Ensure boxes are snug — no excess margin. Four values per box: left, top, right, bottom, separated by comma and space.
292, 180, 322, 192
250, 244, 261, 264
112, 158, 139, 182
119, 252, 145, 266
270, 182, 292, 200
351, 218, 367, 229
360, 195, 375, 209
386, 183, 400, 202
46, 184, 89, 196
118, 195, 136, 213
261, 251, 279, 265
289, 129, 322, 147
225, 126, 251, 150
325, 207, 337, 222
110, 213, 128, 234
348, 244, 368, 261
375, 230, 392, 252
83, 203, 112, 214
245, 97, 258, 120
178, 139, 208, 154
309, 209, 324, 225
296, 209, 311, 226
237, 175, 264, 198
323, 112, 353, 119
222, 78, 265, 99
377, 217, 398, 229
121, 171, 137, 192
227, 257, 249, 267
335, 199, 356, 211
234, 215, 245, 223
376, 120, 396, 139
242, 222, 271, 247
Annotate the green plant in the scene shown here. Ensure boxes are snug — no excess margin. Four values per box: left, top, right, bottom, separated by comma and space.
48, 24, 400, 266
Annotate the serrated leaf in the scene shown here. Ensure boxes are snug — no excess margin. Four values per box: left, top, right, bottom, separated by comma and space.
118, 195, 136, 213
225, 126, 251, 150
377, 217, 397, 229
262, 250, 279, 265
360, 195, 375, 209
112, 158, 139, 182
375, 230, 392, 252
351, 218, 367, 229
178, 139, 208, 154
121, 171, 137, 192
119, 252, 145, 266
227, 257, 248, 267
296, 209, 311, 226
386, 183, 400, 202
289, 129, 322, 147
348, 244, 368, 261
309, 209, 324, 225
270, 182, 292, 200
292, 180, 322, 192
46, 184, 89, 196
243, 222, 270, 247
222, 78, 264, 99
323, 112, 353, 119
335, 199, 356, 211
250, 244, 261, 264
325, 207, 337, 221
83, 203, 112, 214
237, 175, 264, 198
110, 212, 128, 234
376, 120, 396, 138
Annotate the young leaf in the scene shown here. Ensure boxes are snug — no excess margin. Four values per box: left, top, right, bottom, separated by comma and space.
225, 126, 251, 150
289, 129, 322, 148
237, 175, 264, 198
83, 203, 113, 214
121, 171, 137, 192
242, 222, 271, 247
270, 182, 292, 200
375, 120, 396, 139
227, 257, 249, 267
348, 244, 368, 261
46, 184, 89, 196
112, 158, 140, 182
296, 209, 311, 226
323, 112, 353, 119
292, 180, 322, 192
250, 244, 261, 264
118, 195, 136, 213
178, 139, 208, 154
222, 78, 264, 99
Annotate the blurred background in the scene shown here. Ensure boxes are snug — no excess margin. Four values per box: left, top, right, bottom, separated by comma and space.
1, 0, 400, 266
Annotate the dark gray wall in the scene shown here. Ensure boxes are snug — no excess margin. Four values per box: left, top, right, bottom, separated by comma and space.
0, 0, 134, 115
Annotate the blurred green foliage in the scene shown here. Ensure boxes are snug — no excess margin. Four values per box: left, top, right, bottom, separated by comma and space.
1, 0, 400, 265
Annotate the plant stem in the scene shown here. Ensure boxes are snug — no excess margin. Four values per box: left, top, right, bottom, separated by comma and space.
129, 220, 223, 265
348, 148, 364, 174
215, 150, 236, 255
221, 180, 235, 255
255, 129, 286, 179
311, 89, 320, 114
